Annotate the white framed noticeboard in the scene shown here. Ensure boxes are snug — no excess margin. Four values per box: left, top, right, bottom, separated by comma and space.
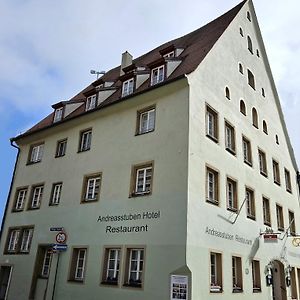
170, 275, 188, 300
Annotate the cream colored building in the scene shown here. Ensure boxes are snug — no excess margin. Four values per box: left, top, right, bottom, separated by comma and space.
0, 1, 299, 299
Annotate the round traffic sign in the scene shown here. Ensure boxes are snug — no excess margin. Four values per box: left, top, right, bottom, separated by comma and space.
56, 232, 67, 244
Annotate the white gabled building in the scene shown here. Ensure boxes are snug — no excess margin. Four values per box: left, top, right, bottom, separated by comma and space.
0, 1, 299, 299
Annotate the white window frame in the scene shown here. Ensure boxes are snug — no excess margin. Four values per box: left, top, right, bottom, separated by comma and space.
163, 51, 175, 58
246, 189, 255, 219
41, 249, 53, 277
206, 169, 218, 204
29, 144, 44, 163
56, 139, 67, 157
135, 167, 152, 195
51, 183, 62, 205
226, 179, 236, 211
84, 176, 101, 201
79, 130, 92, 152
151, 65, 164, 85
258, 149, 267, 175
105, 249, 120, 282
139, 108, 155, 134
20, 228, 33, 252
128, 249, 144, 285
243, 137, 252, 165
31, 186, 43, 209
53, 107, 63, 123
210, 252, 222, 292
225, 122, 235, 152
86, 95, 97, 111
262, 197, 271, 226
7, 230, 20, 252
122, 78, 134, 97
15, 189, 27, 211
75, 249, 86, 280
273, 160, 281, 184
285, 168, 292, 192
206, 106, 218, 141
276, 204, 284, 230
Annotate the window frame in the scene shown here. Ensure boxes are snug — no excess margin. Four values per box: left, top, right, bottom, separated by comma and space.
242, 136, 252, 166
247, 69, 255, 90
258, 149, 267, 177
27, 142, 44, 164
252, 107, 258, 128
247, 36, 253, 54
262, 197, 271, 226
284, 168, 292, 193
252, 260, 261, 292
69, 247, 88, 282
78, 129, 92, 152
81, 173, 102, 203
240, 100, 246, 115
136, 105, 156, 135
28, 184, 44, 210
12, 187, 28, 212
53, 107, 64, 123
55, 139, 67, 158
276, 204, 284, 231
224, 121, 236, 154
245, 187, 256, 220
272, 159, 281, 185
86, 94, 97, 111
206, 105, 219, 142
150, 65, 165, 86
232, 256, 243, 293
49, 182, 63, 206
122, 78, 135, 97
210, 252, 222, 293
206, 166, 219, 206
41, 248, 53, 278
288, 210, 296, 236
101, 247, 122, 286
226, 177, 238, 212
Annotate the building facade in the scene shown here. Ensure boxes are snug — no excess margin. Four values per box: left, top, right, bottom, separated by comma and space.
0, 1, 299, 299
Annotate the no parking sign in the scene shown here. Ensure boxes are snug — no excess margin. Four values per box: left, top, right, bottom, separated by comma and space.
55, 231, 67, 244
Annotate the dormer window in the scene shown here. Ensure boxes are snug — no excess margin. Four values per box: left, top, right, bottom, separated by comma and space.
151, 65, 164, 86
122, 78, 134, 97
53, 107, 63, 123
163, 51, 175, 58
86, 95, 97, 111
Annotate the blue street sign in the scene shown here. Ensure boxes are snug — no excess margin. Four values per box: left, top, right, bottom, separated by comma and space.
52, 244, 68, 252
50, 227, 64, 232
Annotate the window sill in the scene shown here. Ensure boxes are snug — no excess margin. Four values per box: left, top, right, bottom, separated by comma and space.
206, 134, 218, 144
49, 203, 59, 206
278, 227, 284, 232
135, 129, 155, 136
233, 288, 243, 293
264, 221, 271, 227
123, 283, 142, 288
286, 188, 292, 194
227, 207, 238, 213
210, 286, 222, 293
260, 171, 268, 178
11, 209, 24, 213
274, 180, 281, 186
81, 199, 98, 204
247, 215, 256, 221
26, 161, 41, 166
244, 160, 252, 167
55, 154, 65, 158
130, 191, 152, 198
253, 288, 261, 293
77, 149, 91, 153
27, 207, 40, 210
68, 279, 84, 284
225, 147, 236, 156
206, 199, 219, 206
101, 281, 118, 286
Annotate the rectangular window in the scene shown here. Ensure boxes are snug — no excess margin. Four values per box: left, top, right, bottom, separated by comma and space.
242, 136, 252, 166
206, 105, 218, 142
291, 267, 298, 300
5, 227, 34, 254
252, 260, 261, 292
29, 185, 44, 209
13, 187, 28, 212
232, 256, 243, 292
273, 159, 281, 185
53, 107, 63, 123
50, 183, 62, 205
55, 139, 67, 157
86, 95, 97, 111
262, 197, 271, 226
163, 51, 175, 58
258, 149, 267, 176
206, 167, 219, 205
289, 210, 296, 236
151, 65, 164, 85
41, 248, 53, 278
276, 204, 284, 231
225, 121, 235, 153
79, 129, 92, 152
102, 248, 121, 285
226, 178, 237, 212
28, 143, 44, 164
122, 78, 134, 97
246, 188, 255, 220
131, 162, 153, 197
69, 248, 87, 282
136, 106, 156, 135
285, 168, 292, 193
210, 252, 222, 292
124, 248, 144, 288
82, 173, 101, 202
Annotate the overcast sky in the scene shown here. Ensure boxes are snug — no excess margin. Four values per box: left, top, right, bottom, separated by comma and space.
0, 0, 299, 219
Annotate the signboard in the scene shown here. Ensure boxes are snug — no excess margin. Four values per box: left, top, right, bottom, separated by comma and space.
263, 234, 278, 243
55, 232, 67, 244
170, 275, 188, 300
50, 227, 64, 232
292, 238, 300, 247
52, 244, 68, 252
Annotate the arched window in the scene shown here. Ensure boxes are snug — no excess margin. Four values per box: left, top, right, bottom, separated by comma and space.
240, 100, 246, 115
247, 36, 253, 54
256, 49, 260, 57
225, 87, 230, 100
262, 88, 265, 97
252, 107, 258, 128
240, 27, 244, 37
247, 11, 251, 21
276, 135, 279, 145
248, 69, 255, 89
263, 120, 268, 134
239, 63, 244, 74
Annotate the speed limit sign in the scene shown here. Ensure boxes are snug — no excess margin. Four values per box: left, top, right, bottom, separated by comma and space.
56, 232, 67, 244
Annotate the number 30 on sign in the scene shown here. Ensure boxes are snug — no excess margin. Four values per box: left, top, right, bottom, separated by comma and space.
56, 232, 67, 244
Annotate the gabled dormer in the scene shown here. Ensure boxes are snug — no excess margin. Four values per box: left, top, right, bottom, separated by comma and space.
89, 79, 117, 106
52, 102, 65, 123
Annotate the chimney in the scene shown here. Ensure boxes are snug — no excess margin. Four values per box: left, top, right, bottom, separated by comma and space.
120, 51, 133, 76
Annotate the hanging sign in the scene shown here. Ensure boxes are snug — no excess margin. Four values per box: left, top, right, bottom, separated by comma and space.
170, 275, 188, 300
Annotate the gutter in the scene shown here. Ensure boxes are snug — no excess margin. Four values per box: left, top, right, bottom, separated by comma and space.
0, 139, 20, 243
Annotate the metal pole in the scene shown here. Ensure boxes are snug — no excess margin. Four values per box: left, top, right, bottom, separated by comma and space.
51, 252, 60, 300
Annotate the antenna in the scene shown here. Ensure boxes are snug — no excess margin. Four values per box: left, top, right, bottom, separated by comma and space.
90, 70, 106, 80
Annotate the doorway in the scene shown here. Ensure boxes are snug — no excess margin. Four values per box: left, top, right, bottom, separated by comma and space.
0, 266, 12, 300
272, 260, 287, 300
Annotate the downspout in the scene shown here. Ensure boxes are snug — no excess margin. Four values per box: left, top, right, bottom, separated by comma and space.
0, 139, 20, 243
297, 171, 300, 206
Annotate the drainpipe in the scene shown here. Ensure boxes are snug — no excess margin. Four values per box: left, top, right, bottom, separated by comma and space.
0, 139, 20, 243
297, 171, 300, 206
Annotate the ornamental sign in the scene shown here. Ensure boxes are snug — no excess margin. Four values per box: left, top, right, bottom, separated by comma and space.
263, 234, 278, 243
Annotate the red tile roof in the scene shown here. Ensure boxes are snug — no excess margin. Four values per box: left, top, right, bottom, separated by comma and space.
15, 1, 246, 140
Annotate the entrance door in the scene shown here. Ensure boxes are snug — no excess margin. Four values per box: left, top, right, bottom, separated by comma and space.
272, 260, 287, 300
0, 266, 12, 300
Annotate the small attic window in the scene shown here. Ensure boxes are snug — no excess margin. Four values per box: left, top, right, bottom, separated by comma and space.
276, 135, 279, 145
86, 95, 97, 111
247, 69, 255, 90
122, 78, 134, 97
225, 87, 230, 100
53, 107, 63, 123
163, 51, 175, 58
262, 88, 265, 97
239, 27, 244, 37
151, 65, 165, 86
252, 107, 258, 128
239, 63, 244, 74
247, 36, 253, 54
240, 100, 246, 115
263, 120, 268, 134
256, 49, 260, 57
247, 11, 251, 21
